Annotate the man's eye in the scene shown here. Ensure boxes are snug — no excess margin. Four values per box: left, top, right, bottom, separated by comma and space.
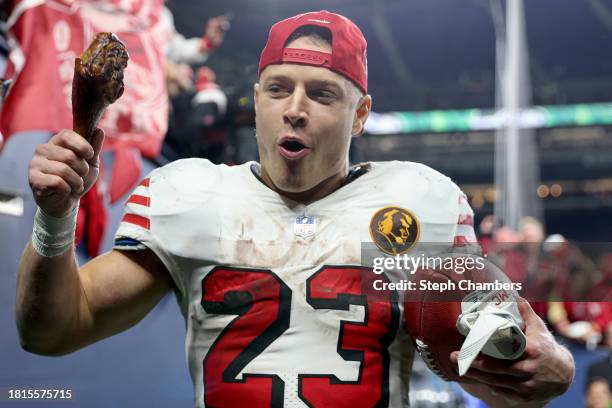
311, 90, 335, 102
267, 85, 287, 95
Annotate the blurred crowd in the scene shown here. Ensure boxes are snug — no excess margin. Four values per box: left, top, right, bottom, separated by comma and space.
476, 215, 612, 408
161, 13, 247, 164
477, 215, 611, 348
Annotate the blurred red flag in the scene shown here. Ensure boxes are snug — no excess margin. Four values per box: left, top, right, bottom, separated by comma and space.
1, 0, 169, 158
0, 0, 85, 138
1, 0, 171, 256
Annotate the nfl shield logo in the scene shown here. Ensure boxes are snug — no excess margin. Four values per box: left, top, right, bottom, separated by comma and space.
294, 215, 316, 238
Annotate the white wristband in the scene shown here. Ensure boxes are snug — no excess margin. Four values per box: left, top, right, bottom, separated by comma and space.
31, 205, 78, 257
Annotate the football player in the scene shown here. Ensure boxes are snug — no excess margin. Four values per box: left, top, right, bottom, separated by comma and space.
17, 10, 574, 407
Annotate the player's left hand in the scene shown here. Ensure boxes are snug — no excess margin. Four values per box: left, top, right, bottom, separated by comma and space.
450, 299, 575, 407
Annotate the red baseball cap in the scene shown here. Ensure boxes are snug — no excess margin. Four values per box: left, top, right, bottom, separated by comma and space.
258, 10, 368, 94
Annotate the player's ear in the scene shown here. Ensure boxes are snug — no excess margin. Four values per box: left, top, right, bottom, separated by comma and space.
352, 93, 371, 137
253, 83, 260, 113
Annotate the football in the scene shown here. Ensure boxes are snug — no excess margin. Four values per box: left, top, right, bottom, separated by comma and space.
403, 254, 523, 382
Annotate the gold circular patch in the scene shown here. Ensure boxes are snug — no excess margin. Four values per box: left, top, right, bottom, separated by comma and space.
369, 206, 420, 255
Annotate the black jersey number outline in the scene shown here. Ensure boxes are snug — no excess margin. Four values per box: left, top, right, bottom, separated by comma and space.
201, 266, 399, 407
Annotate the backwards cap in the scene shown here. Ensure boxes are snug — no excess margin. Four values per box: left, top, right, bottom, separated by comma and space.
258, 10, 368, 94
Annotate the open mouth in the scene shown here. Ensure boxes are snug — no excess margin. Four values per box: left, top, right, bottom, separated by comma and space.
278, 138, 310, 159
281, 140, 305, 152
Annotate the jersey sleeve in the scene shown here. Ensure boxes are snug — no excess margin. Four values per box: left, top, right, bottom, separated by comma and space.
452, 192, 481, 254
113, 158, 221, 307
395, 161, 480, 251
113, 168, 185, 298
114, 173, 157, 249
114, 176, 153, 251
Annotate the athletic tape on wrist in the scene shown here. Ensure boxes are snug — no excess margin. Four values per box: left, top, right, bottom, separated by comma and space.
31, 205, 78, 257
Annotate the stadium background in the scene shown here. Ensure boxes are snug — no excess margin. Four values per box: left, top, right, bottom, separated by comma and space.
0, 0, 611, 406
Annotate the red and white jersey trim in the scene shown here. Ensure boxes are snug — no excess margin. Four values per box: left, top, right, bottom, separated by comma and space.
122, 177, 151, 230
453, 194, 479, 249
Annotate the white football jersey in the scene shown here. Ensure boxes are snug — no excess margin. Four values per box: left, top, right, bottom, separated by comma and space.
114, 159, 477, 408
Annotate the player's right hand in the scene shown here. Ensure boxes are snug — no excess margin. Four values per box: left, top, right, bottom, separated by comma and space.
28, 128, 104, 218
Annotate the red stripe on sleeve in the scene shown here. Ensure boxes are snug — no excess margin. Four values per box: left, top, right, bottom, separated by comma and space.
140, 178, 150, 187
127, 194, 150, 207
122, 213, 150, 230
458, 214, 474, 226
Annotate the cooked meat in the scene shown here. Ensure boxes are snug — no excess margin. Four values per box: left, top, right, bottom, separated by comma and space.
72, 32, 129, 143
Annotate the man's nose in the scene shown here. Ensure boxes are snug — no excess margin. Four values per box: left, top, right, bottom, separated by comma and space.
283, 88, 308, 128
